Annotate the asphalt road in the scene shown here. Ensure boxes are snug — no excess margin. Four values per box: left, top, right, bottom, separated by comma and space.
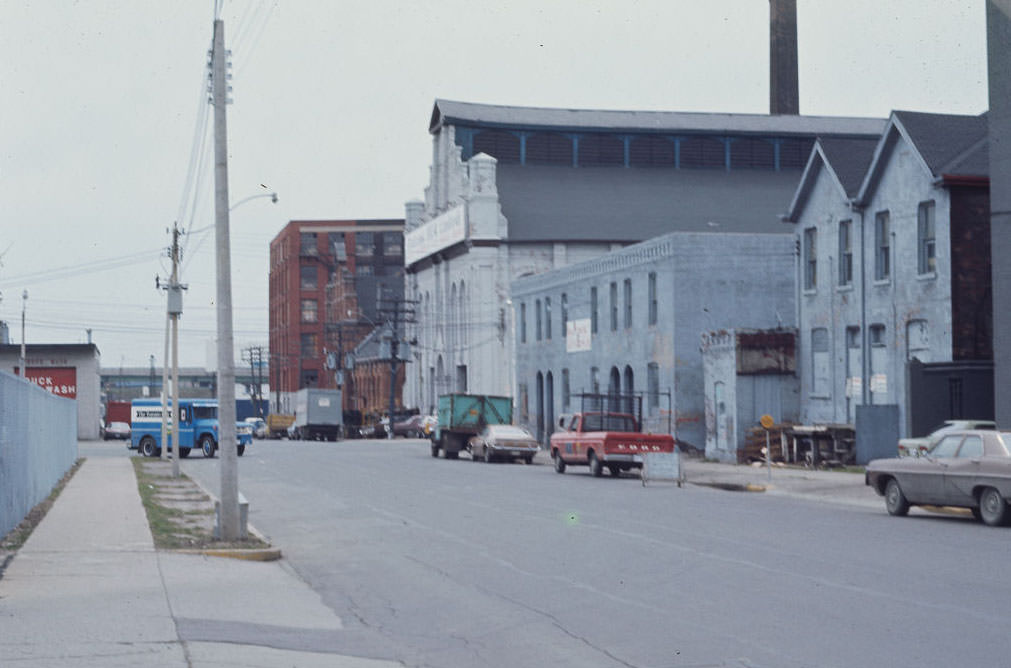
177, 438, 1011, 668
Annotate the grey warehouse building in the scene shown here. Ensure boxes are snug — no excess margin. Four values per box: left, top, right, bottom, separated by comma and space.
403, 99, 886, 416
512, 231, 797, 452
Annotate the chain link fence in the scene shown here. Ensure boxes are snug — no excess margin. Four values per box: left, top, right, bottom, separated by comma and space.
1, 371, 78, 538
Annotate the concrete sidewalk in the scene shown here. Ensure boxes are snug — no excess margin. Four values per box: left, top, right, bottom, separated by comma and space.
0, 453, 402, 667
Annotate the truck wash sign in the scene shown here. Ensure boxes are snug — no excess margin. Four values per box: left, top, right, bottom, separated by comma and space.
14, 367, 78, 398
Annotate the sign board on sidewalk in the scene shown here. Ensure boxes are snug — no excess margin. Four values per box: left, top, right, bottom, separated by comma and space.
642, 449, 683, 487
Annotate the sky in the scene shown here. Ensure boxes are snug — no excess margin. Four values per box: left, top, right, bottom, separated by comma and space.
0, 0, 990, 371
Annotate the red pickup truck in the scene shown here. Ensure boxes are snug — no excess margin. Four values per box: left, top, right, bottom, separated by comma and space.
550, 411, 675, 477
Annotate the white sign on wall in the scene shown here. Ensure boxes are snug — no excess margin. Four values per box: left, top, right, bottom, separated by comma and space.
566, 318, 592, 353
404, 205, 467, 265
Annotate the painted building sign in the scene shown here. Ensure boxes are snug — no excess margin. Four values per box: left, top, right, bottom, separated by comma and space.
15, 366, 78, 398
404, 205, 466, 265
566, 318, 592, 353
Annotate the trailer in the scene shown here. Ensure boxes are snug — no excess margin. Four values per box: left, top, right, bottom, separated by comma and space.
432, 393, 513, 459
292, 388, 342, 441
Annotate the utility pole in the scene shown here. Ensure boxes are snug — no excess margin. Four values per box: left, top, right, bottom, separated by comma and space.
379, 297, 417, 439
158, 223, 186, 477
211, 18, 240, 540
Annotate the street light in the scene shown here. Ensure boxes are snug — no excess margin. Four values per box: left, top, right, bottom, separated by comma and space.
230, 191, 278, 212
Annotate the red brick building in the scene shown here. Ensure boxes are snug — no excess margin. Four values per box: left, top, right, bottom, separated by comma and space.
269, 219, 405, 414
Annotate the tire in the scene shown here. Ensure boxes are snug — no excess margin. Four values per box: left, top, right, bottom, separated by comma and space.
608, 464, 621, 477
885, 478, 910, 517
431, 443, 439, 458
446, 450, 459, 460
524, 455, 534, 465
200, 435, 217, 458
238, 444, 246, 457
485, 448, 495, 463
589, 452, 603, 478
979, 487, 1009, 527
179, 447, 191, 459
971, 506, 983, 522
553, 451, 566, 474
139, 437, 157, 458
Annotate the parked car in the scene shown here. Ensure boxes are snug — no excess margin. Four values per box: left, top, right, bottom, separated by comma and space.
866, 429, 1011, 526
244, 417, 267, 439
468, 424, 540, 464
392, 414, 427, 438
897, 419, 997, 457
104, 421, 131, 441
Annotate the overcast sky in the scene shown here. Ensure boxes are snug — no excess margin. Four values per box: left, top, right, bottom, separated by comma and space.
0, 0, 989, 370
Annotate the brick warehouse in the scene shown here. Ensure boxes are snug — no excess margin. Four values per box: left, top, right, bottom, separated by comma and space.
269, 219, 405, 415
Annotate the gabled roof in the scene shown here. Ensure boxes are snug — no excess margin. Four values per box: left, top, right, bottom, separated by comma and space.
783, 137, 878, 222
430, 99, 886, 137
856, 110, 989, 204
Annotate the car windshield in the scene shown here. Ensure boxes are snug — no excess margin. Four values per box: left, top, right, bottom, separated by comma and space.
487, 426, 532, 439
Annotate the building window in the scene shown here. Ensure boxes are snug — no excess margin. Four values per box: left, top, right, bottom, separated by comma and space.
526, 132, 572, 165
629, 135, 675, 167
535, 299, 542, 341
474, 130, 521, 163
623, 279, 632, 328
590, 367, 600, 393
679, 136, 725, 169
300, 333, 317, 358
590, 287, 598, 334
356, 264, 374, 277
578, 134, 624, 166
803, 227, 817, 290
648, 363, 660, 413
918, 201, 936, 274
562, 368, 570, 410
300, 232, 317, 256
846, 326, 860, 349
300, 265, 317, 290
870, 324, 886, 346
383, 232, 403, 256
301, 299, 318, 323
730, 137, 775, 169
328, 232, 347, 260
811, 328, 829, 396
875, 211, 890, 281
520, 302, 527, 344
778, 138, 815, 169
648, 272, 658, 325
561, 293, 568, 338
545, 297, 552, 340
356, 232, 375, 257
838, 220, 853, 286
609, 282, 618, 331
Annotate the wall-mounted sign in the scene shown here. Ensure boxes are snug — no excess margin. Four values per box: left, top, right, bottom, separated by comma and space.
566, 319, 592, 353
15, 366, 78, 398
404, 205, 467, 265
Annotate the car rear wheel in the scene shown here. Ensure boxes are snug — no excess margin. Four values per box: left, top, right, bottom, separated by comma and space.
885, 479, 910, 517
179, 447, 191, 459
589, 452, 603, 478
979, 487, 1008, 527
139, 437, 157, 458
553, 451, 566, 474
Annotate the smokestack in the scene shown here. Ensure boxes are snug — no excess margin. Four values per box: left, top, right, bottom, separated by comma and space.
770, 0, 800, 115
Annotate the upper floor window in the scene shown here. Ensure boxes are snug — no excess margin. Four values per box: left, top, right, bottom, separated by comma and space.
578, 134, 624, 166
473, 130, 520, 164
918, 201, 936, 274
526, 132, 572, 166
680, 136, 725, 169
623, 279, 633, 328
838, 220, 853, 286
355, 232, 375, 257
520, 302, 527, 343
875, 211, 890, 281
609, 282, 618, 331
561, 293, 568, 337
811, 327, 829, 396
300, 299, 318, 323
803, 227, 817, 290
648, 272, 658, 325
300, 232, 318, 256
590, 287, 598, 334
300, 265, 317, 290
535, 299, 542, 341
545, 297, 552, 340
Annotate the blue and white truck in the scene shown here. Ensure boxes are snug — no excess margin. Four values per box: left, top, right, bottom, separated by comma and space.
130, 398, 253, 458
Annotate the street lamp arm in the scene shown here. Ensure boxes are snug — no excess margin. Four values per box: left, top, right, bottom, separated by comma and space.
229, 192, 278, 211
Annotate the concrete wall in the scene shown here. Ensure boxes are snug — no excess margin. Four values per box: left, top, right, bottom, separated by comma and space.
512, 232, 796, 451
794, 132, 953, 435
0, 370, 78, 538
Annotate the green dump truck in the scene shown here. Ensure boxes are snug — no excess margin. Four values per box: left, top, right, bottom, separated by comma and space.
431, 393, 513, 459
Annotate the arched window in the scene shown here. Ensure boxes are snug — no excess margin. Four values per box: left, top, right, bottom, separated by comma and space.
578, 134, 624, 166
679, 136, 725, 169
473, 130, 520, 163
526, 132, 572, 165
629, 135, 675, 167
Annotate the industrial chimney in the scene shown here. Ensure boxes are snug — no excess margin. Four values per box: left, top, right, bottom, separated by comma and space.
770, 0, 800, 115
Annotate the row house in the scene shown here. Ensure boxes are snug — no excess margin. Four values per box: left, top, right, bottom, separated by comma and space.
785, 111, 991, 438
